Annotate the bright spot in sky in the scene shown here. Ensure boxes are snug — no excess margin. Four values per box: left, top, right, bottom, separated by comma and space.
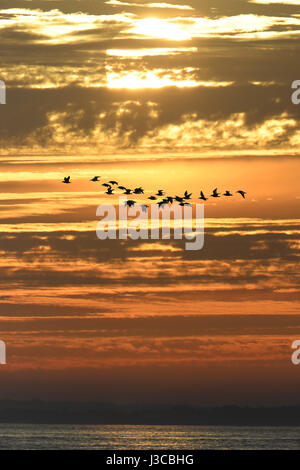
106, 70, 198, 88
106, 47, 197, 57
105, 69, 233, 89
128, 18, 192, 40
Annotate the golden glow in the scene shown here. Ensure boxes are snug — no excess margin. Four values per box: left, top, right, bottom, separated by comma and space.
250, 0, 300, 3
106, 0, 194, 9
128, 17, 192, 40
106, 47, 197, 57
106, 69, 233, 88
127, 14, 300, 40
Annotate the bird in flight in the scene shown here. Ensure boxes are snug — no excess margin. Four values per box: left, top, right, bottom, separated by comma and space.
148, 196, 157, 200
123, 188, 132, 195
62, 176, 71, 184
105, 187, 114, 195
108, 180, 118, 185
156, 189, 164, 196
211, 188, 220, 198
133, 187, 144, 194
125, 200, 136, 207
90, 176, 100, 182
102, 183, 111, 188
199, 191, 207, 201
184, 190, 192, 200
237, 190, 246, 199
224, 190, 233, 197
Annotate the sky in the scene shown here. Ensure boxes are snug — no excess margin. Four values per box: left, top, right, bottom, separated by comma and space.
0, 0, 299, 406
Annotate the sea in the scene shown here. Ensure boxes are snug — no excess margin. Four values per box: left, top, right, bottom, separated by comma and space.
0, 424, 299, 450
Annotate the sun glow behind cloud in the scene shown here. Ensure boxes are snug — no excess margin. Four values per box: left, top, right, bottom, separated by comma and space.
129, 18, 192, 41
127, 13, 300, 40
106, 0, 194, 9
127, 17, 192, 40
105, 68, 233, 88
1, 8, 300, 47
249, 0, 300, 4
106, 47, 197, 57
0, 6, 300, 153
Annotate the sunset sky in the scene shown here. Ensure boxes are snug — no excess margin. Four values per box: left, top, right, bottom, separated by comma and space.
0, 0, 299, 405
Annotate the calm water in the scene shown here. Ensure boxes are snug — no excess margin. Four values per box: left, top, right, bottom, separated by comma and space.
0, 424, 299, 449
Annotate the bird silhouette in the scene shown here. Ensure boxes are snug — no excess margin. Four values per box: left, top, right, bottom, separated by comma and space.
211, 188, 220, 198
133, 187, 144, 194
237, 190, 246, 199
224, 190, 233, 197
162, 198, 169, 204
124, 188, 132, 195
175, 196, 184, 202
184, 190, 192, 200
157, 201, 167, 208
166, 196, 174, 204
156, 190, 164, 196
62, 176, 71, 184
125, 200, 135, 207
148, 196, 157, 200
90, 176, 100, 182
108, 180, 118, 185
105, 188, 114, 195
118, 186, 126, 191
199, 191, 208, 201
102, 183, 111, 188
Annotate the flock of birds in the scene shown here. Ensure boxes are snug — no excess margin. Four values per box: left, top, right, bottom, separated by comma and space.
62, 176, 246, 211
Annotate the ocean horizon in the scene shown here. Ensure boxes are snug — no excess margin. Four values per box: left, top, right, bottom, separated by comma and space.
0, 424, 299, 450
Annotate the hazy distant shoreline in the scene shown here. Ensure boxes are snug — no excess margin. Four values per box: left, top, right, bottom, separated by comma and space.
1, 401, 300, 426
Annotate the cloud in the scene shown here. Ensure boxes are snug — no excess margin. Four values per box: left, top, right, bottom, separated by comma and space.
0, 8, 135, 45
127, 14, 300, 40
1, 82, 299, 155
249, 0, 300, 4
106, 0, 194, 10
